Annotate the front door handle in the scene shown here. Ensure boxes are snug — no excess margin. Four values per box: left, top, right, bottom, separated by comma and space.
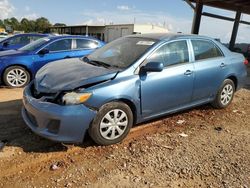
220, 63, 226, 68
184, 70, 193, 76
64, 56, 72, 59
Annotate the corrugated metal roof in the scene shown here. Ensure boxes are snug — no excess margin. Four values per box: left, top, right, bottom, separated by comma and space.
189, 0, 250, 14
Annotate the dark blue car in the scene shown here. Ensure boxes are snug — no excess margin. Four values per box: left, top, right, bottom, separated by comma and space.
0, 33, 48, 51
0, 35, 105, 87
22, 33, 248, 145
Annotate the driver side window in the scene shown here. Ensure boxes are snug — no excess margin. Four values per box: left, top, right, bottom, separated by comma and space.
146, 40, 189, 67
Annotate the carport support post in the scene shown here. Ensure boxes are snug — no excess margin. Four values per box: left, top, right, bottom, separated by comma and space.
229, 11, 241, 51
191, 0, 203, 34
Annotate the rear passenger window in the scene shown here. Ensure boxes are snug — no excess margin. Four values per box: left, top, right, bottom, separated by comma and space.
29, 36, 44, 43
76, 39, 98, 49
47, 39, 72, 52
146, 40, 189, 67
192, 40, 223, 61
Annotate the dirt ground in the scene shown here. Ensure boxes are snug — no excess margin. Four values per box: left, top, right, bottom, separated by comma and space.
0, 68, 249, 188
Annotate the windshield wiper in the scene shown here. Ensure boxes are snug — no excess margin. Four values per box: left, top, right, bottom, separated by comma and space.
91, 60, 111, 68
82, 57, 111, 68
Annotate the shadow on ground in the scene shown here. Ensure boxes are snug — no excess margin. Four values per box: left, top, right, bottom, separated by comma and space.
0, 99, 99, 153
0, 98, 213, 153
0, 100, 69, 153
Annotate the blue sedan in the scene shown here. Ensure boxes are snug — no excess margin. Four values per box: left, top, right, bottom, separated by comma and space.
22, 33, 248, 145
0, 33, 48, 51
0, 35, 105, 87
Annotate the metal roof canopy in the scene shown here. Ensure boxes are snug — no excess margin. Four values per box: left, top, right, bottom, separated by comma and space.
185, 0, 250, 50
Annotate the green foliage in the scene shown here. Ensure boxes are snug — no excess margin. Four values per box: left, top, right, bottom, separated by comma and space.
54, 23, 67, 27
0, 17, 59, 33
0, 19, 4, 28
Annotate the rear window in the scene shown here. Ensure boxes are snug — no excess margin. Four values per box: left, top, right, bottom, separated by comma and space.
76, 39, 98, 49
192, 40, 223, 61
47, 39, 72, 52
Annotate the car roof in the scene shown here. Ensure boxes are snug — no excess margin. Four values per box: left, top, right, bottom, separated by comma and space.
12, 33, 49, 37
127, 33, 216, 42
46, 35, 101, 41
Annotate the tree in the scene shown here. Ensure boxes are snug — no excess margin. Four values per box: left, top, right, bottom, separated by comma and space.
1, 16, 53, 33
0, 19, 4, 28
35, 17, 51, 33
20, 18, 30, 32
10, 17, 20, 30
3, 19, 12, 32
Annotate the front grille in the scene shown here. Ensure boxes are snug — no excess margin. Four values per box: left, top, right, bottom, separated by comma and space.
30, 83, 59, 103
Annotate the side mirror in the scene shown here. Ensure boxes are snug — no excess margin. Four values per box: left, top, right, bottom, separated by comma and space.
141, 62, 164, 72
38, 48, 49, 55
3, 41, 9, 47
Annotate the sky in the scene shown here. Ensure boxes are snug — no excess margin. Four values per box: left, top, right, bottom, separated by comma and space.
0, 0, 250, 43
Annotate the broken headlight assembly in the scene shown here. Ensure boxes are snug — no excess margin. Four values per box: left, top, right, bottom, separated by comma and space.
62, 92, 92, 105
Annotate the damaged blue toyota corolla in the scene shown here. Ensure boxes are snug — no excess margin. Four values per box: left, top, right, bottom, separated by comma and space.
22, 33, 248, 145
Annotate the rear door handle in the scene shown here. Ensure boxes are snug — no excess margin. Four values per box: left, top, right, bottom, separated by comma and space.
220, 63, 226, 68
64, 56, 72, 59
184, 70, 193, 76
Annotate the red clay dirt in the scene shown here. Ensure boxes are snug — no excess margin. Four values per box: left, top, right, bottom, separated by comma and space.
0, 86, 249, 188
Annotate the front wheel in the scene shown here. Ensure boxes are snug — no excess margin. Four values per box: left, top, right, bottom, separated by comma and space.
211, 79, 235, 109
3, 66, 30, 88
88, 102, 133, 145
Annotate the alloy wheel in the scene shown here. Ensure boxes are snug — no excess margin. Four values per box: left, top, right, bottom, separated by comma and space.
6, 68, 28, 87
220, 84, 234, 106
99, 109, 128, 140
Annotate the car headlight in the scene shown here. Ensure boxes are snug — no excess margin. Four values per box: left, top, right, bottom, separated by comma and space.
62, 92, 92, 105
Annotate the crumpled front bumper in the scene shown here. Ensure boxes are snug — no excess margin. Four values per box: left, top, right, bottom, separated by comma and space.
22, 84, 97, 143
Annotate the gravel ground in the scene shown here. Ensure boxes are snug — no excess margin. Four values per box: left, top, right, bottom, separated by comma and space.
0, 67, 249, 188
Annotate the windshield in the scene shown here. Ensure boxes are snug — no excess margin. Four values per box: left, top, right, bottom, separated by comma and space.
20, 37, 50, 51
87, 37, 158, 69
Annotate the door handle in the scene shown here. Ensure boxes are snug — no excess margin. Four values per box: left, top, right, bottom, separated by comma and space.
220, 63, 226, 68
184, 70, 193, 76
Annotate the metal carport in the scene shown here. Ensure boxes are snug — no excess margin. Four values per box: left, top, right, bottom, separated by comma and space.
185, 0, 250, 50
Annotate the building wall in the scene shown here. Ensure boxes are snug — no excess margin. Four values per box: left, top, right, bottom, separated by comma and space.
50, 24, 168, 43
104, 24, 134, 42
50, 26, 105, 41
134, 24, 168, 34
104, 24, 168, 42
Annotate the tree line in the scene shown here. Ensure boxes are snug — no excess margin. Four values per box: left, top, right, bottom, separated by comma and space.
0, 17, 66, 33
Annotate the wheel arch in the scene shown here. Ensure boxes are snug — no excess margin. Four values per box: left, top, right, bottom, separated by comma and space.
226, 75, 238, 90
108, 98, 138, 125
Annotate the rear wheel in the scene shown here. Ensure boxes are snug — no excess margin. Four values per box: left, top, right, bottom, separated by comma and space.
88, 102, 133, 145
211, 79, 235, 109
3, 66, 30, 88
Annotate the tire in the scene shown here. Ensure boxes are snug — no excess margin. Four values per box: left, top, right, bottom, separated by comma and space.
3, 66, 30, 88
88, 102, 133, 145
211, 79, 235, 109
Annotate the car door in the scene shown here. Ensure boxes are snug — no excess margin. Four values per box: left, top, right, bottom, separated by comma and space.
33, 38, 74, 72
5, 35, 30, 50
72, 38, 99, 57
190, 39, 226, 102
140, 40, 194, 118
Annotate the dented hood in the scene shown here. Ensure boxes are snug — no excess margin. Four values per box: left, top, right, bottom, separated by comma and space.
34, 58, 118, 93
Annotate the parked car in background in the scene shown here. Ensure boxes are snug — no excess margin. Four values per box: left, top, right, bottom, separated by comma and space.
22, 33, 248, 145
0, 32, 8, 39
0, 33, 49, 51
0, 35, 105, 87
